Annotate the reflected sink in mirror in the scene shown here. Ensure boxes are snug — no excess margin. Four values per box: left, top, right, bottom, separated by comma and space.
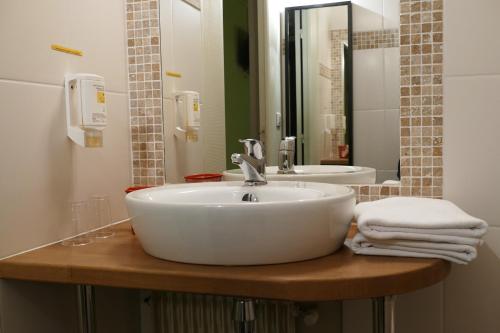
223, 165, 376, 184
125, 181, 355, 265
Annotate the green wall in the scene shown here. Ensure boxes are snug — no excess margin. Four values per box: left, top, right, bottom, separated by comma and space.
223, 0, 251, 169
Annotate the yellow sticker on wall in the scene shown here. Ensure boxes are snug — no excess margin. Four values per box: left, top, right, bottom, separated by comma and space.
97, 91, 106, 104
51, 44, 83, 56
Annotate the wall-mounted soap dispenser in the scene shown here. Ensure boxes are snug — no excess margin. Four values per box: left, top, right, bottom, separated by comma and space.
65, 73, 107, 147
174, 91, 200, 142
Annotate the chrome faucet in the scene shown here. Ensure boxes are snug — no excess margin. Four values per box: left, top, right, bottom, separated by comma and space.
277, 136, 296, 174
231, 139, 267, 186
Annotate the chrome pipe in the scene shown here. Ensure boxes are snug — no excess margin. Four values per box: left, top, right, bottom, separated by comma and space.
234, 299, 256, 333
77, 285, 96, 333
372, 297, 385, 333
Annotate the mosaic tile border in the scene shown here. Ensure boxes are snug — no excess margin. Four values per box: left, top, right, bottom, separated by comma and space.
126, 0, 165, 186
319, 63, 332, 79
352, 28, 400, 50
124, 0, 444, 200
330, 29, 348, 151
350, 0, 444, 201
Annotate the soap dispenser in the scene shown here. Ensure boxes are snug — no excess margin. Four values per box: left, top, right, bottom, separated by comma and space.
173, 91, 201, 142
64, 73, 107, 147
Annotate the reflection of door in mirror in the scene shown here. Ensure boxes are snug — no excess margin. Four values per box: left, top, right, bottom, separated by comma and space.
285, 3, 352, 167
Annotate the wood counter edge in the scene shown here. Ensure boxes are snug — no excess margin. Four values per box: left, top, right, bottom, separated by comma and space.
0, 223, 452, 302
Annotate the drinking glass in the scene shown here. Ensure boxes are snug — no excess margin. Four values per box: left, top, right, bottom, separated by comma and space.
90, 195, 114, 238
62, 201, 92, 246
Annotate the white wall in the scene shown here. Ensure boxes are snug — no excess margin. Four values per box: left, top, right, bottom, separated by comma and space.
0, 0, 132, 331
442, 0, 500, 332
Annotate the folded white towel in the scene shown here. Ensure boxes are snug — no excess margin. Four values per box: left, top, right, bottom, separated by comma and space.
355, 197, 487, 245
347, 233, 477, 264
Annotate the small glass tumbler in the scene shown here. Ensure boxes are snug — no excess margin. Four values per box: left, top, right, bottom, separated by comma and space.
90, 195, 114, 238
62, 201, 92, 246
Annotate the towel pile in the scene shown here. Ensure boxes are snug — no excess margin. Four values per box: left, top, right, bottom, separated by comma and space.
347, 197, 488, 264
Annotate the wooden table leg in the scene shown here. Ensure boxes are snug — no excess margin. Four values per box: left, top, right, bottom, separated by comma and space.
77, 285, 96, 333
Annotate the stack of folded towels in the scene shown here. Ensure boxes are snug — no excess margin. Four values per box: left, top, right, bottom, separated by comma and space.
347, 197, 488, 264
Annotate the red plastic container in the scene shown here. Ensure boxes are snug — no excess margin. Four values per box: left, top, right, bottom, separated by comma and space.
184, 173, 223, 183
125, 186, 153, 193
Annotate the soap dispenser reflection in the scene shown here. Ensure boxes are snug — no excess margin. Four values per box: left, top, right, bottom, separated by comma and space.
65, 73, 107, 147
174, 91, 200, 142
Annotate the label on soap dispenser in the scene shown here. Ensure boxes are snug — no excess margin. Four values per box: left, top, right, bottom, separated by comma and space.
81, 79, 107, 128
97, 90, 105, 104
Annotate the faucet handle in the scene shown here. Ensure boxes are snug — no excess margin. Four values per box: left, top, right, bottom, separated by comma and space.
238, 139, 265, 159
279, 136, 296, 151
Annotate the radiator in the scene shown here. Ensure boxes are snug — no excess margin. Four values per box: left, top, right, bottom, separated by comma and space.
153, 292, 296, 333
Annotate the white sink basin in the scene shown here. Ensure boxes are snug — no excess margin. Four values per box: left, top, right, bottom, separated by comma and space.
223, 165, 376, 184
125, 181, 355, 265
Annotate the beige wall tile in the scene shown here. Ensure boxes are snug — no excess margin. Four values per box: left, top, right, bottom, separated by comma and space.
0, 280, 78, 333
444, 229, 500, 333
384, 47, 401, 109
65, 0, 128, 93
343, 285, 444, 333
383, 0, 401, 30
395, 283, 444, 333
443, 76, 500, 226
0, 0, 127, 93
0, 281, 141, 333
353, 49, 385, 111
352, 0, 383, 32
0, 81, 130, 259
444, 0, 500, 76
342, 299, 372, 333
94, 286, 141, 333
353, 110, 386, 169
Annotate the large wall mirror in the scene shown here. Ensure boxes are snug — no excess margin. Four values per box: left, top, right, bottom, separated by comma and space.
158, 0, 401, 185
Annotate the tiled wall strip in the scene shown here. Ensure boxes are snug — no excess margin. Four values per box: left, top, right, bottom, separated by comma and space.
126, 0, 165, 186
352, 28, 400, 50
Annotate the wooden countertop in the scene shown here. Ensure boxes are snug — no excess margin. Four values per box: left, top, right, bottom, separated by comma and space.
0, 223, 450, 302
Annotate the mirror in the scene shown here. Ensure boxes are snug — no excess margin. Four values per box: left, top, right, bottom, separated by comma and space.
158, 0, 400, 184
284, 4, 352, 167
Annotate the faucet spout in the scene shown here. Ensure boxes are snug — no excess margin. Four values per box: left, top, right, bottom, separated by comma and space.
278, 137, 296, 174
231, 153, 267, 186
231, 139, 267, 186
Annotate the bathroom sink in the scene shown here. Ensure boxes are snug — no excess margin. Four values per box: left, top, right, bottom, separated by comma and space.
223, 165, 376, 184
125, 181, 355, 265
